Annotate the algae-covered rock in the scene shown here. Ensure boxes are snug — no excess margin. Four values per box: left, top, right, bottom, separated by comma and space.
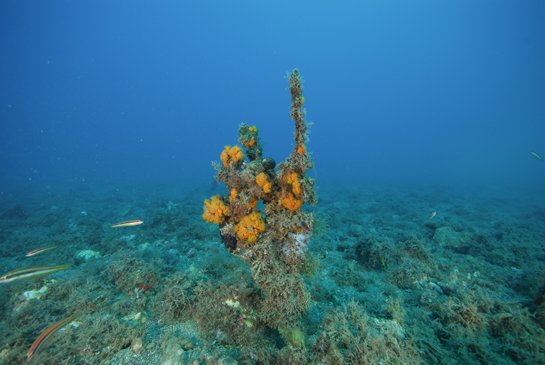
1, 204, 28, 220
76, 249, 101, 260
122, 312, 144, 323
138, 242, 151, 250
119, 205, 134, 217
22, 286, 48, 300
433, 227, 468, 248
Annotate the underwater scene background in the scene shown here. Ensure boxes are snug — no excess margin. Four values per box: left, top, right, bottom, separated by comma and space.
1, 1, 545, 364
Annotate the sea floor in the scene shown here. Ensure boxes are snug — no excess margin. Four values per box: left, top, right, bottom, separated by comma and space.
0, 181, 544, 364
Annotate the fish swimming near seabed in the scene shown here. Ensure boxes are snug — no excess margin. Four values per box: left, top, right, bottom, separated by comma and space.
0, 265, 70, 284
111, 219, 144, 228
427, 211, 437, 220
27, 311, 83, 361
25, 245, 58, 257
531, 151, 543, 161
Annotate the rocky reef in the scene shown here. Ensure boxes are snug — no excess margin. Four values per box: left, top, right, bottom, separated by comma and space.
202, 69, 317, 329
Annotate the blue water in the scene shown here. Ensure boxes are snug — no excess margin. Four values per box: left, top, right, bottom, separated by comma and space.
1, 1, 545, 364
1, 1, 544, 191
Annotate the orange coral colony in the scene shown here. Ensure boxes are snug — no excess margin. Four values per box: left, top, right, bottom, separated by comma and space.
202, 195, 230, 224
256, 172, 272, 193
234, 212, 266, 243
283, 171, 301, 195
229, 189, 238, 202
297, 144, 306, 154
281, 192, 303, 211
220, 145, 245, 167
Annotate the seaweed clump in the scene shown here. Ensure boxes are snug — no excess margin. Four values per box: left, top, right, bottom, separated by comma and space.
310, 299, 423, 364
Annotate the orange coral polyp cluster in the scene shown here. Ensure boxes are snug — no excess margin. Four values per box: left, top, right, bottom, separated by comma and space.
234, 212, 265, 243
256, 172, 272, 193
220, 145, 245, 167
281, 192, 303, 211
202, 195, 230, 224
230, 189, 238, 202
246, 139, 256, 147
283, 172, 301, 195
297, 145, 306, 155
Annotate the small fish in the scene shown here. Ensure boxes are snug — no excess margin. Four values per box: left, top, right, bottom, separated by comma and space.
0, 265, 70, 284
427, 211, 436, 220
27, 311, 83, 361
531, 151, 543, 161
111, 220, 144, 228
25, 245, 58, 257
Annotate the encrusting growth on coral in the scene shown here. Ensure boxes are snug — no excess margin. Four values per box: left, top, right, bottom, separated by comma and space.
234, 212, 266, 243
220, 145, 245, 167
255, 172, 272, 193
203, 69, 317, 329
202, 195, 229, 224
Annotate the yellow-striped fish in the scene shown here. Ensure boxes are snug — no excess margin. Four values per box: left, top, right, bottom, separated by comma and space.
27, 311, 83, 361
427, 211, 437, 220
26, 245, 58, 257
111, 219, 144, 228
531, 151, 543, 161
0, 265, 70, 284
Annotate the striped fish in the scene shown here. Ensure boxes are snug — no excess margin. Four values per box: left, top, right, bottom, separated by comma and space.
26, 245, 58, 257
0, 265, 70, 284
27, 311, 83, 361
531, 151, 543, 161
111, 219, 144, 228
427, 211, 437, 220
